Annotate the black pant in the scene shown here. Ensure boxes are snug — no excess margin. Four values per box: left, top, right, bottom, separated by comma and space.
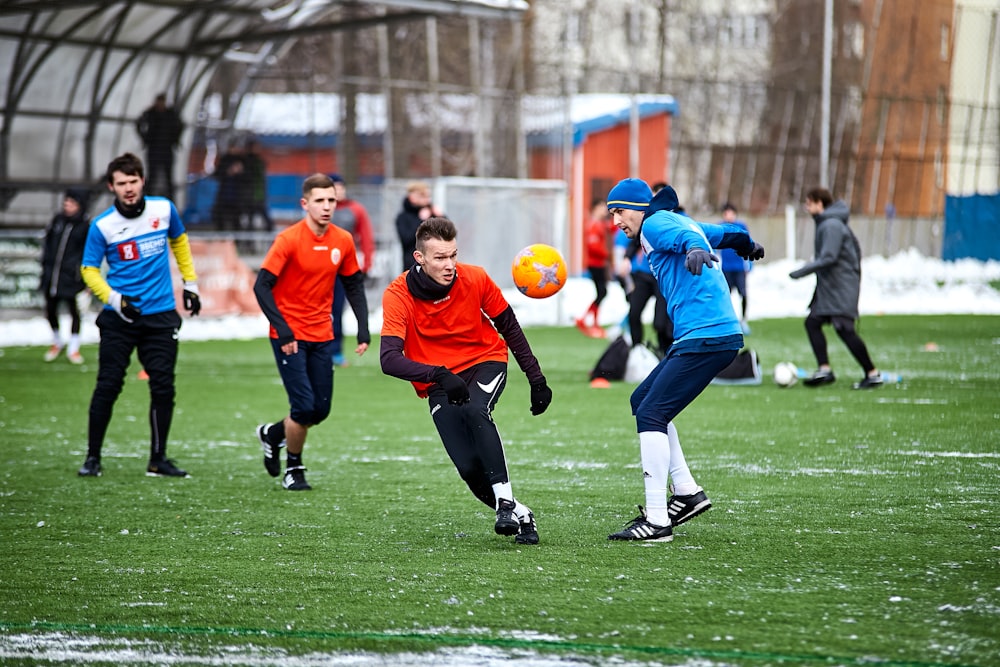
427, 361, 509, 510
87, 309, 182, 461
805, 313, 875, 374
45, 294, 81, 335
629, 271, 673, 353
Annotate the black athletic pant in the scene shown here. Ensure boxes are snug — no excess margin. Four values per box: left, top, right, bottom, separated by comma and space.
804, 313, 876, 374
87, 309, 181, 461
629, 271, 673, 353
428, 361, 509, 510
45, 294, 81, 335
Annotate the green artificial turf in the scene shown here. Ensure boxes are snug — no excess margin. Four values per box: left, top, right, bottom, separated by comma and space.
1, 314, 997, 666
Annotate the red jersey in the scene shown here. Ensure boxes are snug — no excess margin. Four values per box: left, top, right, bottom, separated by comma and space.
260, 219, 361, 342
584, 217, 610, 268
381, 264, 510, 397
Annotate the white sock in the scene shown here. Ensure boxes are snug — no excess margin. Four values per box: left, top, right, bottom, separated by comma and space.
492, 482, 513, 509
667, 422, 699, 496
68, 334, 81, 354
639, 431, 671, 526
51, 334, 63, 347
513, 500, 532, 522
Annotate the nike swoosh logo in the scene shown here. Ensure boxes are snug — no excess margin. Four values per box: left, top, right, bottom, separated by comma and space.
476, 372, 504, 394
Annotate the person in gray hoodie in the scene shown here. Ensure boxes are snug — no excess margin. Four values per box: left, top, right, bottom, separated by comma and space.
790, 187, 883, 389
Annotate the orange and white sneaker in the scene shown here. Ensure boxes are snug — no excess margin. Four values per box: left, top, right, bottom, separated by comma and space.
67, 351, 84, 365
44, 345, 63, 362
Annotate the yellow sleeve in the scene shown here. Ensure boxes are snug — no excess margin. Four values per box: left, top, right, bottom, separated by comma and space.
169, 233, 198, 283
81, 265, 112, 304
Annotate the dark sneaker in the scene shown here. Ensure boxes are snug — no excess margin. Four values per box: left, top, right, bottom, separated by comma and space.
282, 466, 312, 491
514, 512, 539, 545
668, 487, 712, 526
146, 458, 189, 477
853, 374, 884, 390
495, 498, 519, 536
257, 423, 284, 477
608, 506, 673, 542
77, 456, 102, 477
803, 368, 836, 386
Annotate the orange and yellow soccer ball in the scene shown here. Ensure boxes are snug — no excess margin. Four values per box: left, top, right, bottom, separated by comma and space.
511, 244, 568, 299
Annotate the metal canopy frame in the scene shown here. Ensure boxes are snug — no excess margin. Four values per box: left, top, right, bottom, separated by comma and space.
0, 0, 527, 222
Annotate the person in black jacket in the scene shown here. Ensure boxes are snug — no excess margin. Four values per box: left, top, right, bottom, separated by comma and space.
395, 181, 443, 273
39, 188, 91, 364
790, 187, 882, 389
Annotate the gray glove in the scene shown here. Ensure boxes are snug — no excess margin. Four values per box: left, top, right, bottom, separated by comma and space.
684, 249, 719, 276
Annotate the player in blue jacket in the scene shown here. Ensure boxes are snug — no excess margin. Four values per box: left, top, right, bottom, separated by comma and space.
605, 178, 764, 542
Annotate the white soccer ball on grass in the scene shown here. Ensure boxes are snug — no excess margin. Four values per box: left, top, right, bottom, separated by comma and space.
773, 361, 799, 387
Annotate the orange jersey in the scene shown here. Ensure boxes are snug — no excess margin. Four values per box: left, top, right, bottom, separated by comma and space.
261, 219, 361, 342
381, 264, 510, 397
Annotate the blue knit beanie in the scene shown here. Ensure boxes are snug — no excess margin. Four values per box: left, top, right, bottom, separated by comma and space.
606, 178, 652, 212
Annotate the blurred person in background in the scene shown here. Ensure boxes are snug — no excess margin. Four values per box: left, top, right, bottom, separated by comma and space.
136, 93, 183, 198
40, 188, 91, 364
717, 202, 752, 334
329, 174, 375, 366
575, 198, 611, 338
395, 180, 443, 273
790, 187, 883, 389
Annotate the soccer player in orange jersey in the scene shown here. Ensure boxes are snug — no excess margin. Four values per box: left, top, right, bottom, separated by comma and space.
380, 217, 552, 544
253, 173, 371, 490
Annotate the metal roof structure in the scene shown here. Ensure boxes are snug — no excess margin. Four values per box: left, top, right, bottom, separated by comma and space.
0, 0, 528, 224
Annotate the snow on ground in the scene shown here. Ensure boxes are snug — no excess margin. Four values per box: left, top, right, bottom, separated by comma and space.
2, 249, 998, 349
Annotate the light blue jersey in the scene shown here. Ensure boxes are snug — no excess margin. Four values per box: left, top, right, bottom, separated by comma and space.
83, 197, 186, 316
640, 211, 746, 344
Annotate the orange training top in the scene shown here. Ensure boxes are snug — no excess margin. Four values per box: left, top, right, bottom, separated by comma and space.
261, 219, 361, 342
381, 264, 510, 397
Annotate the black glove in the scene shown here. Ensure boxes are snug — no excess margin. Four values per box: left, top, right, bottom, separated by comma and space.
183, 289, 201, 316
433, 367, 470, 405
110, 291, 142, 322
684, 249, 719, 276
737, 242, 765, 261
529, 380, 552, 416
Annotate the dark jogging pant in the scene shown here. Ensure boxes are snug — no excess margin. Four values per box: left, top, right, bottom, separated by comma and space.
87, 309, 181, 461
427, 361, 509, 510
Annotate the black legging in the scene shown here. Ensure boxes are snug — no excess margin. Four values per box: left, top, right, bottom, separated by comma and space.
805, 313, 876, 374
587, 266, 608, 308
45, 294, 81, 335
629, 272, 673, 353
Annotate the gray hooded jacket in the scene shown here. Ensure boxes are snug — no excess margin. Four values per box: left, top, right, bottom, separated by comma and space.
789, 200, 862, 318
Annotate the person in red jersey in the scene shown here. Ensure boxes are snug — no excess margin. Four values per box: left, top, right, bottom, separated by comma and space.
253, 173, 371, 491
380, 216, 552, 545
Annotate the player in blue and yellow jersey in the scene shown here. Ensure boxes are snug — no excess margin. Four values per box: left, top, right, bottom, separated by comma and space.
77, 153, 201, 478
605, 178, 764, 542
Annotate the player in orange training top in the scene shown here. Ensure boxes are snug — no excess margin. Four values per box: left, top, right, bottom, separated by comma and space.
380, 216, 552, 544
253, 173, 370, 491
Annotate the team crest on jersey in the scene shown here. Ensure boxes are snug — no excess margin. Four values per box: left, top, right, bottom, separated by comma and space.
330, 248, 342, 265
150, 217, 161, 229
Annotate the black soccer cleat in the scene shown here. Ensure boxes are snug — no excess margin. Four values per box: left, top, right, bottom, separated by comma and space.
803, 368, 836, 386
514, 512, 539, 545
608, 506, 673, 542
257, 423, 284, 477
853, 374, 884, 390
146, 458, 189, 478
668, 487, 712, 526
495, 498, 519, 536
282, 466, 312, 491
77, 456, 102, 477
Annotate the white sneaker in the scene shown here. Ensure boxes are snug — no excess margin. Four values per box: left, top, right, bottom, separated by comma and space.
44, 345, 63, 362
